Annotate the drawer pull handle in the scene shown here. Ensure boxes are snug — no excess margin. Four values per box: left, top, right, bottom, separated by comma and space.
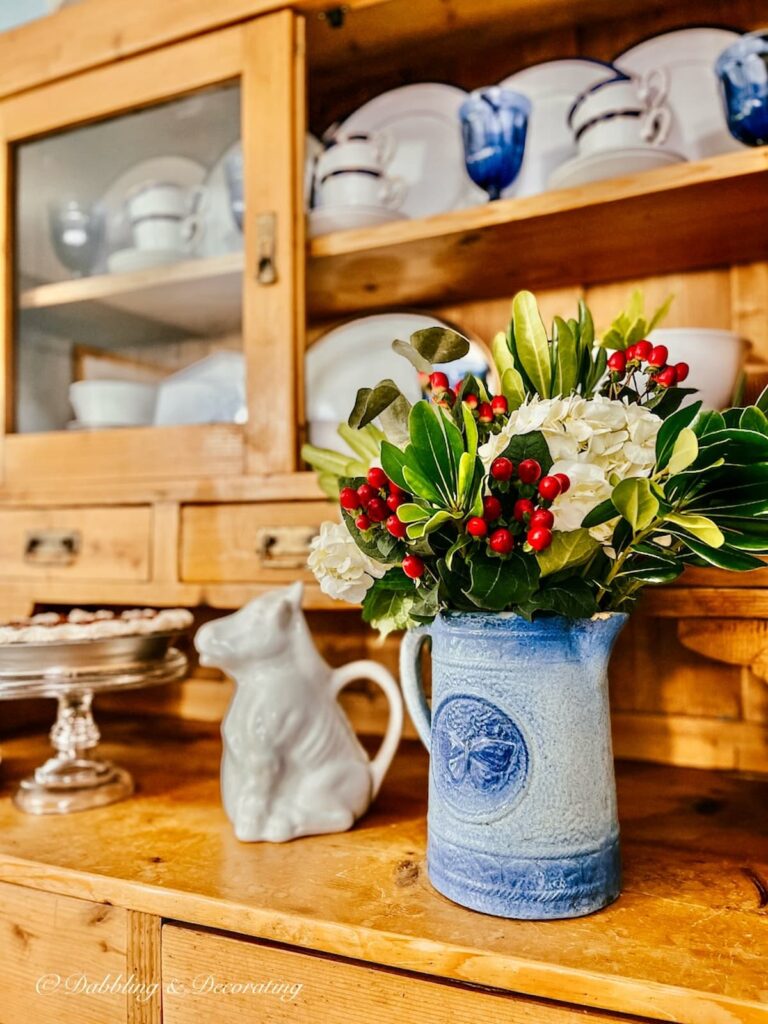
255, 526, 317, 569
24, 529, 82, 566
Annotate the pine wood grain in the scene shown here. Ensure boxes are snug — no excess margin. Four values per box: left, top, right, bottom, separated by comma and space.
1, 722, 768, 1022
0, 880, 128, 1024
126, 912, 161, 1024
161, 924, 639, 1023
307, 151, 768, 317
0, 506, 151, 582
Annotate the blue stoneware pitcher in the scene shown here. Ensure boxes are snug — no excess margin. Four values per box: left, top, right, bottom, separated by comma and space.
400, 611, 627, 919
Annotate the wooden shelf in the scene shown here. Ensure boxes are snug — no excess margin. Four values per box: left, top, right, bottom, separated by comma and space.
2, 720, 768, 1023
307, 149, 768, 317
19, 251, 243, 337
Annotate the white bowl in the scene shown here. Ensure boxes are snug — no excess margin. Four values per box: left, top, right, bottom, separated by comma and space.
647, 328, 749, 409
69, 380, 157, 427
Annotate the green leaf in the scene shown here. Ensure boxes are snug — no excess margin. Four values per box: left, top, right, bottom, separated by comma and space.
457, 451, 479, 507
410, 326, 470, 364
445, 534, 472, 570
676, 535, 765, 572
655, 400, 702, 467
527, 577, 598, 618
552, 316, 578, 397
380, 441, 409, 492
408, 403, 460, 502
536, 529, 598, 577
501, 367, 527, 410
335, 422, 385, 463
461, 401, 478, 457
666, 428, 699, 475
491, 330, 515, 377
647, 294, 674, 332
348, 379, 402, 428
581, 498, 618, 529
499, 430, 553, 475
646, 387, 697, 419
512, 290, 552, 397
584, 346, 607, 398
402, 463, 444, 504
740, 406, 768, 435
694, 410, 726, 437
421, 510, 455, 535
617, 555, 684, 584
378, 394, 412, 447
300, 443, 361, 478
612, 477, 659, 530
391, 338, 432, 374
361, 573, 418, 639
756, 383, 768, 415
664, 512, 724, 547
464, 551, 536, 611
577, 299, 594, 352
396, 503, 429, 523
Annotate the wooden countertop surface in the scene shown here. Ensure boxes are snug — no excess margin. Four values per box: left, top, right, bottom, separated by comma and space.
0, 718, 767, 1023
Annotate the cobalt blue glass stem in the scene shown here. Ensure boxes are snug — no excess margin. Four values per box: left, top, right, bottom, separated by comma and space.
716, 30, 768, 147
460, 87, 531, 202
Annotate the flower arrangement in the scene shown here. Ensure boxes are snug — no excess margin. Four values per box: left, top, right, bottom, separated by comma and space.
304, 290, 768, 637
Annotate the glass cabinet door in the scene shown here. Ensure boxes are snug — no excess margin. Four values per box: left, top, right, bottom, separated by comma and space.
14, 83, 243, 435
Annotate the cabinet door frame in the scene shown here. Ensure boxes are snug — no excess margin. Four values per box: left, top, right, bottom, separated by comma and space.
0, 10, 305, 491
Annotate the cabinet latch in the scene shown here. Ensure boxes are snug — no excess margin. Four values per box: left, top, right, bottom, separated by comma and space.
256, 212, 277, 285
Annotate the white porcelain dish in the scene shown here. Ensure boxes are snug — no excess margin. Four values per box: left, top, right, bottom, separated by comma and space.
70, 379, 157, 427
339, 83, 485, 217
306, 313, 489, 448
107, 247, 188, 273
647, 327, 748, 409
101, 156, 207, 255
305, 133, 324, 210
548, 145, 685, 189
154, 352, 246, 425
499, 59, 623, 197
199, 140, 241, 256
615, 27, 744, 159
308, 204, 406, 237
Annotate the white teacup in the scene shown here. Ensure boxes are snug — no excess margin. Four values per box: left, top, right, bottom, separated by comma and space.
318, 170, 405, 210
570, 71, 672, 155
127, 181, 204, 252
320, 130, 394, 176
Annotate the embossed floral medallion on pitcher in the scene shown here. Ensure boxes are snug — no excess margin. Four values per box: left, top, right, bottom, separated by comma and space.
304, 287, 768, 921
401, 612, 626, 919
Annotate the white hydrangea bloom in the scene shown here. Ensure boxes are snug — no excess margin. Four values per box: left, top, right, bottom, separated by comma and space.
479, 395, 661, 542
308, 521, 387, 604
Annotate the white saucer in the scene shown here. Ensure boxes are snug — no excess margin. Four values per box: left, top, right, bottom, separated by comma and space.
107, 248, 189, 273
308, 204, 407, 238
548, 146, 686, 190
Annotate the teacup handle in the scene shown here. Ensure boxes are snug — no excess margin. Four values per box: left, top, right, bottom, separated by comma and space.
399, 627, 432, 750
641, 104, 672, 146
638, 68, 668, 109
379, 176, 407, 210
375, 130, 396, 166
182, 185, 208, 250
330, 659, 403, 798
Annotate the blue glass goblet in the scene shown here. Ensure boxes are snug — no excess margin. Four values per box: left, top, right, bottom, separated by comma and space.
460, 87, 531, 201
716, 31, 768, 147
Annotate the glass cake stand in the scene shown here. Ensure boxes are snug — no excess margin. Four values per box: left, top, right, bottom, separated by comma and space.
0, 634, 187, 814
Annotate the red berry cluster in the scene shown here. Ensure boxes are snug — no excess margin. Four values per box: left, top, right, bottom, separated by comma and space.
607, 340, 689, 390
425, 372, 510, 423
466, 457, 569, 554
339, 470, 426, 580
339, 468, 407, 537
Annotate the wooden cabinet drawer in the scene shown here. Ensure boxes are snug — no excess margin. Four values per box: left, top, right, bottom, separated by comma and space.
180, 502, 330, 583
162, 924, 629, 1023
0, 506, 151, 581
0, 881, 128, 1024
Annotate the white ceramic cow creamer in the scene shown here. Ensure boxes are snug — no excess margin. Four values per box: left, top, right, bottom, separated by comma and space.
194, 583, 403, 842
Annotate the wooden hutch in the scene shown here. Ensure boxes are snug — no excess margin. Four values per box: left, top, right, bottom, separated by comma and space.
1, 1, 768, 1021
